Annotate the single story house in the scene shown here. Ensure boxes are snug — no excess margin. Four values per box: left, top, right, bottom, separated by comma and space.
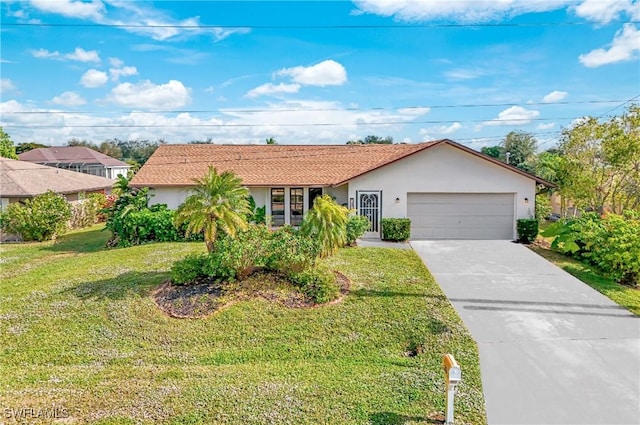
19, 146, 130, 179
130, 139, 553, 240
0, 157, 114, 209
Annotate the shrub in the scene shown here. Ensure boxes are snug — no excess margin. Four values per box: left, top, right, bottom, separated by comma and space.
543, 212, 640, 286
205, 225, 270, 281
126, 204, 181, 244
171, 254, 207, 285
579, 213, 640, 287
346, 214, 370, 245
290, 263, 339, 304
301, 195, 349, 257
516, 218, 539, 244
265, 226, 320, 274
381, 218, 411, 241
0, 191, 71, 241
69, 193, 106, 229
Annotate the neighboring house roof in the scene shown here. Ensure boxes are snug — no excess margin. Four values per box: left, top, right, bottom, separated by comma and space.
130, 139, 554, 188
18, 146, 130, 168
0, 158, 114, 198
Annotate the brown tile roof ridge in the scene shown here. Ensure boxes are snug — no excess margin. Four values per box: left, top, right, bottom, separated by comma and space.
18, 146, 130, 167
129, 139, 554, 188
130, 141, 443, 187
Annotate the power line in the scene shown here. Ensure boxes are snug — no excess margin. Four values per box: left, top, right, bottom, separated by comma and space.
1, 99, 629, 116
3, 21, 637, 29
597, 94, 640, 118
1, 116, 580, 129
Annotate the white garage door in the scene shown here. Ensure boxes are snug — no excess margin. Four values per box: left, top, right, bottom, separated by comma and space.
407, 193, 515, 240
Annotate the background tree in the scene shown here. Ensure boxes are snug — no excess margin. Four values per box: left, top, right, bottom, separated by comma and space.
67, 138, 99, 150
99, 140, 122, 159
559, 105, 640, 213
346, 135, 393, 145
0, 127, 18, 159
15, 142, 49, 154
174, 167, 251, 252
265, 137, 277, 145
501, 131, 537, 171
480, 145, 504, 159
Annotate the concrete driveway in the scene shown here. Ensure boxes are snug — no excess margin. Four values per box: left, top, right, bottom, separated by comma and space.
411, 240, 640, 425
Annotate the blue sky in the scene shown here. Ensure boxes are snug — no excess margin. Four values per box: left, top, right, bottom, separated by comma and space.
1, 0, 639, 150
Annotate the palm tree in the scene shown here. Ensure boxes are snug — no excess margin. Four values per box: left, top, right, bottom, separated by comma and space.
301, 195, 349, 258
175, 167, 251, 252
265, 137, 277, 145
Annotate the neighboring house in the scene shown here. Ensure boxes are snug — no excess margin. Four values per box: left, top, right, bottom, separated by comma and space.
18, 146, 130, 179
0, 157, 114, 210
130, 139, 553, 240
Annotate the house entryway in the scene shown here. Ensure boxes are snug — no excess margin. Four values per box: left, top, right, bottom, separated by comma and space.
357, 190, 381, 238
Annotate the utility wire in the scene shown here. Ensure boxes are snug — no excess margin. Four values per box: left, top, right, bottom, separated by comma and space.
2, 116, 581, 129
3, 21, 638, 29
2, 99, 630, 116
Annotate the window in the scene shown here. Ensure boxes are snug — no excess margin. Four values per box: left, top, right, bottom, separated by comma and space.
309, 187, 323, 209
290, 188, 304, 226
271, 188, 285, 226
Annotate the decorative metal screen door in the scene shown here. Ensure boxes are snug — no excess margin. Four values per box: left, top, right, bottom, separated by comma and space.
357, 191, 381, 237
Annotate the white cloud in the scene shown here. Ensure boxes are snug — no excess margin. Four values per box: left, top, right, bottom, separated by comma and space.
579, 24, 640, 67
444, 68, 487, 80
353, 0, 639, 23
0, 99, 432, 145
573, 0, 639, 23
204, 86, 215, 93
31, 48, 60, 59
107, 79, 191, 109
80, 69, 109, 88
397, 107, 431, 116
31, 47, 100, 62
537, 122, 557, 130
352, 0, 571, 23
419, 122, 462, 138
51, 91, 86, 107
480, 106, 540, 128
1, 78, 16, 92
109, 65, 138, 81
277, 60, 347, 87
65, 47, 100, 63
30, 0, 105, 20
542, 90, 568, 103
109, 57, 124, 67
245, 83, 301, 98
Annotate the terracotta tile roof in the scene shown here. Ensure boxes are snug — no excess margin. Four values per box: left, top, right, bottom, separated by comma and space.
0, 158, 114, 198
130, 139, 554, 188
130, 142, 442, 187
18, 146, 130, 168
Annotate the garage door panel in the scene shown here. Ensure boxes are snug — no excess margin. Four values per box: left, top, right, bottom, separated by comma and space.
408, 193, 514, 240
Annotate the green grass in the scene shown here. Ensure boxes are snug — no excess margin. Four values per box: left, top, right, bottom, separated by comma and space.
529, 245, 640, 316
0, 226, 486, 424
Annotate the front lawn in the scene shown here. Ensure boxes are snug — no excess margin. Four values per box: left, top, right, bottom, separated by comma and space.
529, 245, 640, 316
0, 226, 486, 424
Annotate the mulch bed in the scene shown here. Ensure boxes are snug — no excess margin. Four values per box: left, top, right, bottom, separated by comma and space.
153, 271, 350, 319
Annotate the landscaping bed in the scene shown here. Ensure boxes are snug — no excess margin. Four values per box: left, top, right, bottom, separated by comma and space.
154, 271, 351, 318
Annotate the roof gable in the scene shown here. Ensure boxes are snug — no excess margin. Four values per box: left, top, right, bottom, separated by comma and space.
18, 146, 130, 168
130, 140, 553, 188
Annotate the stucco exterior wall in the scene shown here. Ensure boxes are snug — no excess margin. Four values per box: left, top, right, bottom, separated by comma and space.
347, 144, 536, 230
325, 184, 348, 207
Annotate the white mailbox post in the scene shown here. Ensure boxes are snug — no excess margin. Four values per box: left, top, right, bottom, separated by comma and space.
443, 354, 461, 425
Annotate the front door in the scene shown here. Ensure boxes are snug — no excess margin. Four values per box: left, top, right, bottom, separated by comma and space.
357, 191, 381, 238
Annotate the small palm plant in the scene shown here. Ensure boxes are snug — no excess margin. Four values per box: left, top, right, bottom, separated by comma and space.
175, 167, 251, 252
301, 194, 349, 258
